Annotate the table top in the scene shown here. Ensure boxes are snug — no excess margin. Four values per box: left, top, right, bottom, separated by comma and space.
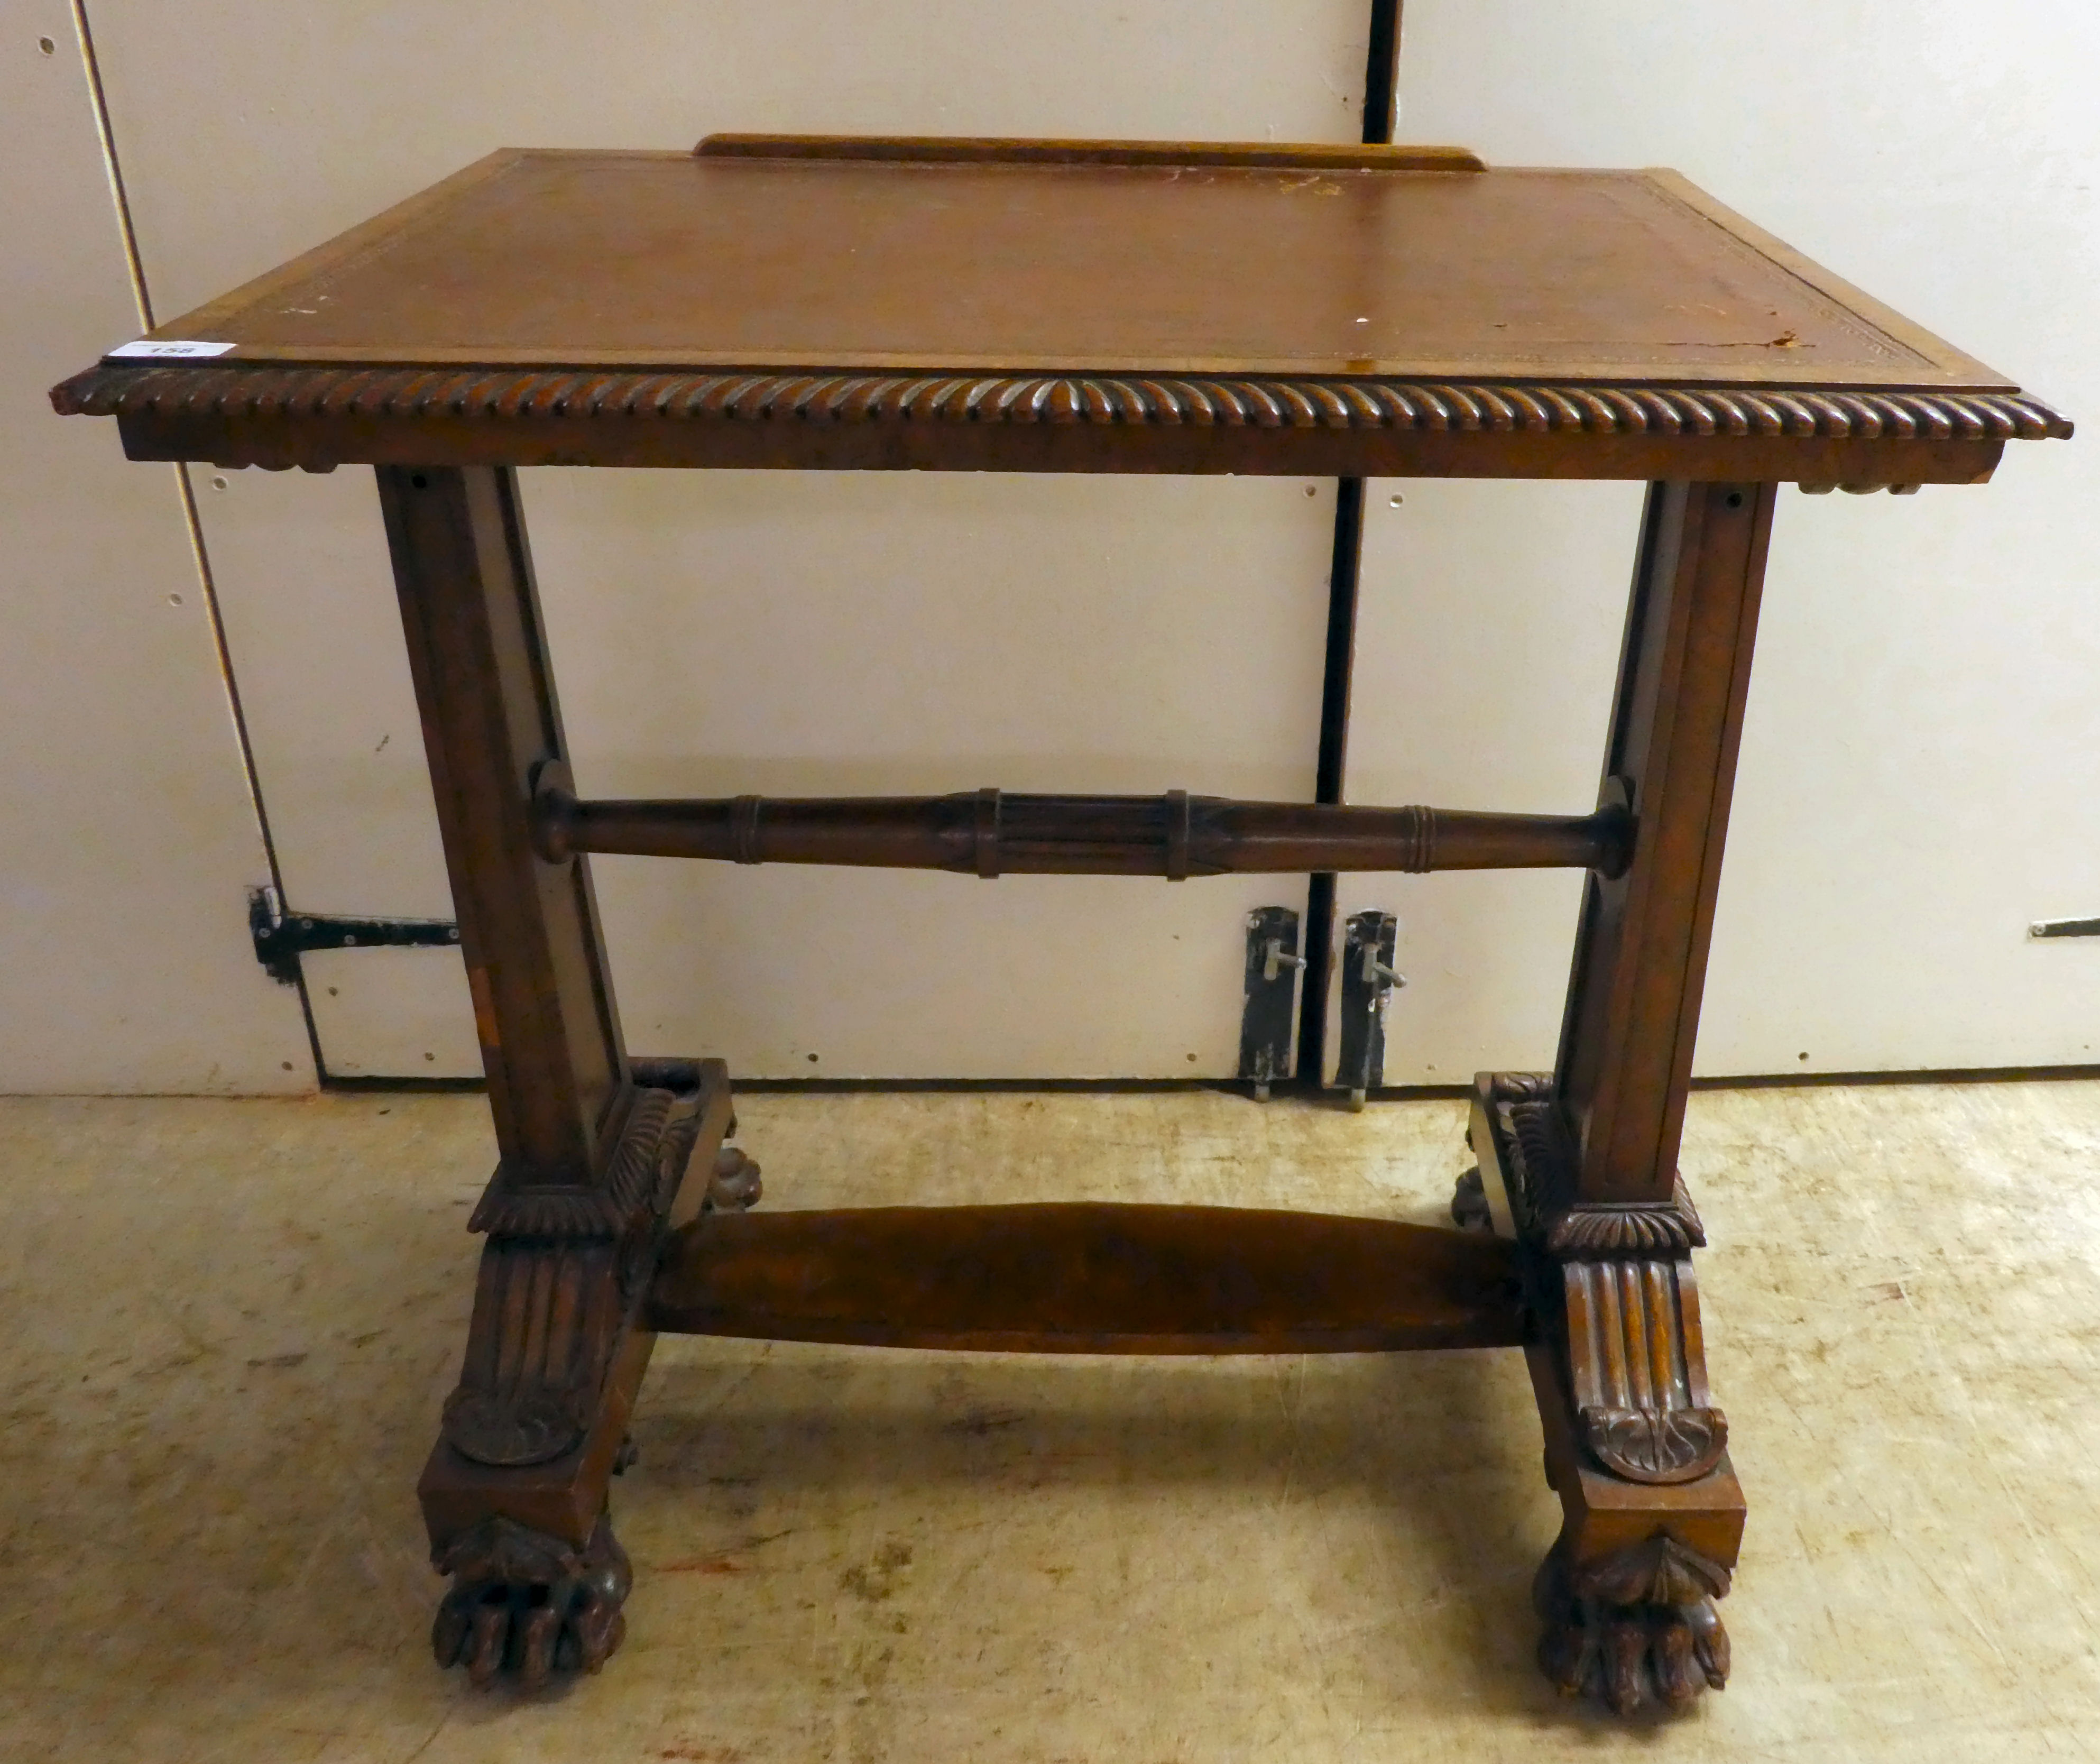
53, 137, 2069, 483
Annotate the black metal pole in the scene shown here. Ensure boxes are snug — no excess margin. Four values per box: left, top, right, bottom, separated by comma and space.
1297, 0, 1402, 1088
1363, 0, 1402, 146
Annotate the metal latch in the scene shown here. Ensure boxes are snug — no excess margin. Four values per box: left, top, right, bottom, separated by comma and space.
1238, 905, 1305, 1099
2030, 916, 2100, 940
248, 886, 461, 985
1335, 909, 1404, 1110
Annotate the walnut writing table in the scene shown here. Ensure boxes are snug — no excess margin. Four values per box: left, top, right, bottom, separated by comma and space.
54, 135, 2070, 1715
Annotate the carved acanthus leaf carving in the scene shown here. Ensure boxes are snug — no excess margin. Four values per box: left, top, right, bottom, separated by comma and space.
468, 1086, 681, 1239
1543, 1193, 1705, 1256
1566, 1532, 1733, 1608
1490, 1073, 1705, 1257
463, 1186, 630, 1237
432, 1513, 587, 1586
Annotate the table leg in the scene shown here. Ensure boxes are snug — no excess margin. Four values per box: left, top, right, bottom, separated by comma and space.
1458, 480, 1774, 1712
377, 464, 733, 1685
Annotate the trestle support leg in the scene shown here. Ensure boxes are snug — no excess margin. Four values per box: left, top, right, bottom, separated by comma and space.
1471, 1072, 1745, 1715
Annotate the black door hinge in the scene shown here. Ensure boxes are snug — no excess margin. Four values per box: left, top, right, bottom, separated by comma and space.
248, 886, 460, 985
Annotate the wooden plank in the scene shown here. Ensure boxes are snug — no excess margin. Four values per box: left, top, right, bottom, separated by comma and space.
1555, 483, 1778, 1202
647, 1202, 1526, 1353
376, 464, 628, 1180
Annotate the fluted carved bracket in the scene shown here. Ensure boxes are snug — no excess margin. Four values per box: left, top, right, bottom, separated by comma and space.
1475, 1072, 1726, 1489
440, 1074, 738, 1468
1561, 1255, 1728, 1484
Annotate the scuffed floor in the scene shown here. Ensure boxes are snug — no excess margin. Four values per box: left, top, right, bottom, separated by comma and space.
3, 1082, 2098, 1762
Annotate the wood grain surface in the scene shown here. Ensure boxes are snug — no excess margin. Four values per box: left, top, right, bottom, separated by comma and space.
648, 1202, 1527, 1354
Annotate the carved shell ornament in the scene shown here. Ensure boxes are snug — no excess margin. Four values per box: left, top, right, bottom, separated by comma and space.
1581, 1404, 1729, 1485
441, 1384, 595, 1468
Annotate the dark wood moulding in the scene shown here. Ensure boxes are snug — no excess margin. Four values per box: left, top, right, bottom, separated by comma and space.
694, 132, 1489, 173
646, 1202, 1528, 1354
530, 783, 1630, 879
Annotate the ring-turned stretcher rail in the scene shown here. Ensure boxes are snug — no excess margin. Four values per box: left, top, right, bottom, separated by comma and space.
530, 776, 1632, 879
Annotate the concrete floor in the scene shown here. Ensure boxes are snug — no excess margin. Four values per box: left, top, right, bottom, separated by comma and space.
4, 1081, 2099, 1762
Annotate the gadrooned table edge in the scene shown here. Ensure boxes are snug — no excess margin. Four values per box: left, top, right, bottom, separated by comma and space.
50, 362, 2073, 483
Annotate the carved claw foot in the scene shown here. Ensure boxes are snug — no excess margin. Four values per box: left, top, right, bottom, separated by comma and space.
706, 1146, 762, 1211
1451, 1165, 1491, 1232
1533, 1536, 1731, 1715
432, 1512, 632, 1689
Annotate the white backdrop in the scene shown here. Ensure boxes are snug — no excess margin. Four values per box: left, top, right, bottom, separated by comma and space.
1387, 2, 2099, 1078
5, 2, 2091, 1089
0, 0, 311, 1094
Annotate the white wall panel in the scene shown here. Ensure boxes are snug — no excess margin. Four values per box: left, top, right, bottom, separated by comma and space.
1361, 1, 2099, 1078
531, 470, 1332, 1077
85, 2, 1366, 1077
68, 1, 2100, 1081
1332, 480, 1640, 1084
0, 6, 311, 1094
90, 0, 1379, 323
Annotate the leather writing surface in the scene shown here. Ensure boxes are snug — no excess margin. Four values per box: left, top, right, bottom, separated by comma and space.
134, 150, 2001, 389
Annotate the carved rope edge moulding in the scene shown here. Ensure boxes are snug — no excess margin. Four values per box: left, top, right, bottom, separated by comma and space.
51, 363, 2074, 443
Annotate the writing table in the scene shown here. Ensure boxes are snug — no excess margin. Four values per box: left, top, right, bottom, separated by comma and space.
54, 134, 2070, 1715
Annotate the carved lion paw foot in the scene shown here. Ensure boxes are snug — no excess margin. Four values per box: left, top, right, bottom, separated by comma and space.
1533, 1536, 1731, 1715
1451, 1165, 1492, 1232
706, 1146, 762, 1211
432, 1512, 632, 1689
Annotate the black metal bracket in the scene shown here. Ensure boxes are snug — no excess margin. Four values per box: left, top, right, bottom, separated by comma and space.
1335, 909, 1403, 1108
248, 886, 460, 986
1239, 906, 1305, 1099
